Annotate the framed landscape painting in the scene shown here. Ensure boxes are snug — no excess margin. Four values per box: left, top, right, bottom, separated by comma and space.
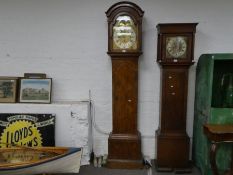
0, 77, 18, 103
19, 78, 52, 103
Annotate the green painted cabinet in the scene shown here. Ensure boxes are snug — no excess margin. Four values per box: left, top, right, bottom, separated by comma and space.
193, 54, 233, 175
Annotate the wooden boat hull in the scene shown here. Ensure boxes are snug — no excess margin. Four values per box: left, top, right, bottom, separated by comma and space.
0, 147, 82, 175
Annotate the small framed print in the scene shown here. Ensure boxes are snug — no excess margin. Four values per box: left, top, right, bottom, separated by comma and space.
19, 78, 52, 103
0, 77, 18, 103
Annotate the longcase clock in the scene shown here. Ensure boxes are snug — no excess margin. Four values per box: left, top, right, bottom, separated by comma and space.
156, 23, 198, 171
105, 1, 144, 169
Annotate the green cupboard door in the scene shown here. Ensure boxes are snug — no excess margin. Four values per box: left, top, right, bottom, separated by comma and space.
193, 54, 233, 175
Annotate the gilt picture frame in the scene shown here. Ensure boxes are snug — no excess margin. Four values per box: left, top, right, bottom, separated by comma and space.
0, 77, 18, 103
19, 78, 52, 103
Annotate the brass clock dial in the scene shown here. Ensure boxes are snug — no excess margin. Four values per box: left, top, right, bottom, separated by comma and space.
166, 36, 187, 58
113, 16, 137, 51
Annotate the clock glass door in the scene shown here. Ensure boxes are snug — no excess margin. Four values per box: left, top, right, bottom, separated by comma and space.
166, 36, 188, 59
113, 16, 138, 51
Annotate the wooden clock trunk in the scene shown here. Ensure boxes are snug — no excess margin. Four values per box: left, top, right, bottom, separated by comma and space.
157, 65, 190, 169
107, 54, 143, 169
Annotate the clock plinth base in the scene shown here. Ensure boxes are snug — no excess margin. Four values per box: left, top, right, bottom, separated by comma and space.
156, 130, 190, 169
107, 132, 143, 169
154, 159, 192, 173
107, 158, 144, 169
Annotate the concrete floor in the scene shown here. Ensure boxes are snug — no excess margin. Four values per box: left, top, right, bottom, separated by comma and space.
77, 164, 202, 175
44, 162, 202, 175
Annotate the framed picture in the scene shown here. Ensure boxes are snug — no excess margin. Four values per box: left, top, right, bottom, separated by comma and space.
0, 77, 18, 103
24, 73, 46, 79
19, 78, 52, 103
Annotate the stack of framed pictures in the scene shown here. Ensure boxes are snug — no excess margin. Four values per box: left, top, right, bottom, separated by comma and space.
0, 73, 52, 104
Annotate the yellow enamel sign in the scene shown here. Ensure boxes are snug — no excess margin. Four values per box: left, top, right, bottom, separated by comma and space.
0, 114, 55, 148
0, 120, 42, 148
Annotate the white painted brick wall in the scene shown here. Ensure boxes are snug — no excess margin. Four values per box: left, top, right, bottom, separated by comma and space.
0, 0, 233, 159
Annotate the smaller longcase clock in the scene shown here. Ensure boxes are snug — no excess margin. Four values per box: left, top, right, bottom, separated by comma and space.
156, 23, 198, 170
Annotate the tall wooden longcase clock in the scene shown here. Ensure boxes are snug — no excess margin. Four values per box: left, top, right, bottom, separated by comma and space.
105, 1, 144, 169
156, 23, 198, 171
